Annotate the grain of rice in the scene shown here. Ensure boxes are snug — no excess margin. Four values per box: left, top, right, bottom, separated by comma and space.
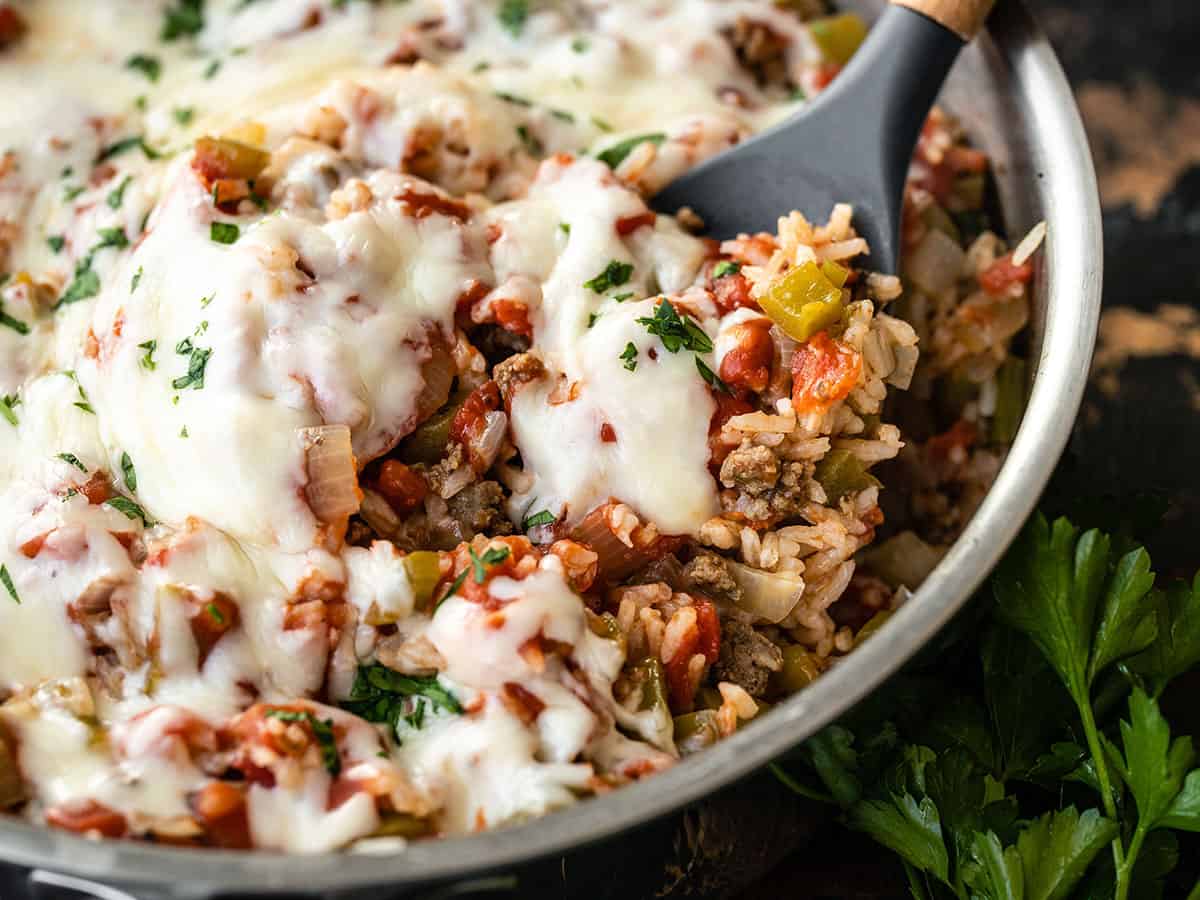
1012, 220, 1047, 266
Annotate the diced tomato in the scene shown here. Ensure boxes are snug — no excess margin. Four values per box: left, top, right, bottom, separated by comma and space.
791, 331, 862, 415
693, 599, 721, 664
375, 461, 427, 515
978, 253, 1034, 296
599, 423, 617, 443
664, 631, 700, 713
80, 472, 112, 506
710, 270, 758, 314
707, 391, 754, 466
718, 318, 773, 393
189, 592, 240, 665
492, 298, 533, 338
813, 62, 842, 91
615, 211, 657, 236
926, 419, 978, 463
190, 781, 252, 849
500, 682, 546, 726
450, 380, 501, 446
45, 799, 127, 838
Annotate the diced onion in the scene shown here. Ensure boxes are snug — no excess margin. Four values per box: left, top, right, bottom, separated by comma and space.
300, 424, 360, 524
470, 410, 508, 471
860, 531, 946, 589
727, 561, 804, 624
414, 338, 455, 424
905, 228, 966, 296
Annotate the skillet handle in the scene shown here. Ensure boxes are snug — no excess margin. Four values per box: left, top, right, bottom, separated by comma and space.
890, 0, 997, 40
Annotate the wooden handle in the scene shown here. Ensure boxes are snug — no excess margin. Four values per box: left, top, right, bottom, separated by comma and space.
890, 0, 997, 40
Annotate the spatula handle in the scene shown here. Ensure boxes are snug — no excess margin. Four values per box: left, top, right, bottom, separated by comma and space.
890, 0, 997, 40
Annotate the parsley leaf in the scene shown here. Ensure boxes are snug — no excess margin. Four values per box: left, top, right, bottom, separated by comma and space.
138, 339, 157, 371
1115, 687, 1195, 831
712, 260, 742, 278
57, 453, 87, 473
56, 266, 100, 308
523, 509, 556, 529
131, 266, 144, 292
849, 792, 950, 884
0, 393, 18, 426
1088, 545, 1156, 682
161, 0, 205, 41
125, 54, 161, 82
1013, 807, 1119, 900
120, 452, 137, 492
46, 235, 65, 253
620, 341, 638, 371
340, 663, 462, 742
636, 299, 712, 354
172, 345, 212, 391
0, 564, 18, 604
469, 545, 511, 583
497, 0, 528, 37
436, 568, 469, 608
583, 259, 633, 294
96, 135, 159, 164
96, 226, 129, 251
596, 132, 666, 170
173, 106, 195, 126
105, 496, 153, 527
210, 221, 239, 244
263, 709, 340, 775
1128, 573, 1200, 697
107, 175, 132, 209
695, 356, 731, 394
0, 302, 29, 335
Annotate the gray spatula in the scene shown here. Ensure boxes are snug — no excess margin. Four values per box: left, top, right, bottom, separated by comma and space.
652, 0, 997, 274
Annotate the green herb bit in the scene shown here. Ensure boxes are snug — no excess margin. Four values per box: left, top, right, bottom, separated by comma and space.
497, 0, 528, 37
0, 564, 18, 604
436, 568, 469, 608
161, 0, 204, 41
591, 115, 614, 133
469, 545, 512, 583
125, 54, 161, 82
46, 235, 65, 253
516, 124, 543, 156
203, 58, 221, 79
96, 226, 129, 250
63, 184, 85, 203
620, 342, 638, 372
0, 394, 19, 427
0, 303, 29, 336
612, 292, 633, 303
105, 495, 153, 527
263, 709, 340, 775
107, 176, 133, 210
172, 345, 212, 391
340, 663, 462, 742
96, 135, 159, 164
205, 602, 225, 625
571, 36, 589, 53
173, 106, 195, 126
587, 312, 599, 328
120, 452, 137, 492
494, 91, 533, 107
712, 260, 742, 278
523, 509, 556, 530
695, 356, 731, 394
136, 339, 156, 371
596, 132, 666, 170
550, 109, 575, 123
584, 259, 634, 294
636, 300, 712, 354
57, 453, 87, 473
56, 266, 100, 308
131, 266, 144, 293
210, 221, 239, 244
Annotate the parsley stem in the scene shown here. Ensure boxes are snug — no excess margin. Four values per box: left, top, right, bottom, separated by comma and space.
768, 763, 836, 805
1185, 877, 1200, 900
1114, 821, 1148, 900
1076, 697, 1126, 875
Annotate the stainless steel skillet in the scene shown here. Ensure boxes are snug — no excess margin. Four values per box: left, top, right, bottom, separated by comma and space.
0, 1, 1101, 896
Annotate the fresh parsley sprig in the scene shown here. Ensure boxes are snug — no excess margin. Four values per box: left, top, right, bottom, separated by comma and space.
340, 663, 462, 743
773, 512, 1200, 900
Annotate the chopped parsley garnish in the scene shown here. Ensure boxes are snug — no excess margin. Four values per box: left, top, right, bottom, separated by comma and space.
696, 356, 732, 394
713, 260, 742, 278
96, 135, 159, 164
175, 337, 193, 355
125, 54, 162, 82
107, 176, 132, 210
469, 545, 511, 583
161, 0, 204, 41
96, 226, 129, 250
0, 565, 18, 605
64, 371, 95, 414
341, 663, 462, 742
209, 221, 239, 244
559, 222, 571, 236
497, 0, 529, 37
173, 106, 195, 126
137, 340, 157, 371
0, 394, 18, 426
472, 60, 491, 73
494, 91, 532, 107
46, 235, 65, 253
172, 345, 212, 391
620, 341, 639, 371
587, 312, 599, 328
436, 568, 469, 608
591, 115, 614, 133
105, 495, 153, 527
583, 259, 633, 294
120, 452, 137, 492
63, 184, 85, 203
203, 58, 221, 79
523, 509, 556, 530
636, 299, 712, 353
134, 95, 148, 113
571, 36, 589, 53
57, 266, 100, 308
200, 293, 214, 308
263, 710, 340, 775
596, 132, 666, 170
57, 453, 87, 473
612, 292, 633, 303
515, 124, 543, 156
550, 108, 575, 123
131, 266, 144, 293
205, 602, 225, 625
0, 303, 29, 336
180, 425, 189, 438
